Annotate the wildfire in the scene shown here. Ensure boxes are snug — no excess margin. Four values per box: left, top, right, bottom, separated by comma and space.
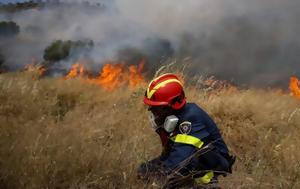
289, 76, 300, 99
65, 63, 87, 79
92, 63, 125, 90
128, 60, 145, 87
65, 60, 145, 90
24, 58, 46, 79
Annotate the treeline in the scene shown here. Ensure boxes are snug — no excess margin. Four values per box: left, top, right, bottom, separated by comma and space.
0, 17, 93, 70
0, 1, 106, 13
0, 36, 173, 74
0, 1, 39, 13
0, 38, 94, 72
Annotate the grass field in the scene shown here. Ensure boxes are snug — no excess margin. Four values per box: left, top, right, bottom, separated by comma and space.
0, 69, 300, 189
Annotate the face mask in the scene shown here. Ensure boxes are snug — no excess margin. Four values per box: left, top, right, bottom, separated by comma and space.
148, 112, 160, 130
148, 112, 178, 133
148, 106, 172, 126
163, 115, 179, 133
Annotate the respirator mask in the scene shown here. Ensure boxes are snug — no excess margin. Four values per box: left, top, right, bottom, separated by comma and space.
148, 112, 179, 133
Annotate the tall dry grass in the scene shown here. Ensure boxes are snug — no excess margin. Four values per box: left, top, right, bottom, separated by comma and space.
0, 70, 300, 189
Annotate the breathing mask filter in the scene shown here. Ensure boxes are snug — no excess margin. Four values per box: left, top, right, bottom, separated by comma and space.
163, 115, 179, 132
148, 113, 179, 133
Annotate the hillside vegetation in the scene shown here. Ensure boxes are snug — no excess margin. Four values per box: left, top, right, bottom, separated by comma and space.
0, 70, 300, 189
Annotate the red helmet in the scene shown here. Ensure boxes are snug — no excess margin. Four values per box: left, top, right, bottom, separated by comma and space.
144, 73, 186, 110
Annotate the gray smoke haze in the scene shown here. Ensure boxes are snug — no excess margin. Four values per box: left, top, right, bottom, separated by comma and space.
1, 0, 300, 87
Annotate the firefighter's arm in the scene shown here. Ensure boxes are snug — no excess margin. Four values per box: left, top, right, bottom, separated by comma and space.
162, 143, 196, 171
162, 122, 210, 171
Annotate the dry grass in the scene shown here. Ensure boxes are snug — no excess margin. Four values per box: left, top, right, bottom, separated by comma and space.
0, 70, 300, 189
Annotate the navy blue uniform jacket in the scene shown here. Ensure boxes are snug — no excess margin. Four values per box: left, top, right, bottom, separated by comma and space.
162, 103, 229, 170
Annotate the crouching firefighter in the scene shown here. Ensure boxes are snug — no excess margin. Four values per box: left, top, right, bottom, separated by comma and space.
137, 73, 235, 188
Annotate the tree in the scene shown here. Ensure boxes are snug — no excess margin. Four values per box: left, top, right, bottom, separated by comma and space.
0, 21, 20, 37
43, 40, 94, 62
43, 40, 72, 62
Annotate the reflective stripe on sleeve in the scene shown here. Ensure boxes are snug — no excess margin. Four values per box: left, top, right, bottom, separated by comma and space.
195, 171, 214, 184
170, 134, 204, 149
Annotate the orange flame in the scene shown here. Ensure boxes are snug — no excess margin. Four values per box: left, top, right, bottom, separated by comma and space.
24, 58, 46, 79
37, 66, 46, 77
65, 60, 145, 90
92, 63, 125, 90
128, 60, 145, 88
289, 76, 300, 99
65, 64, 87, 79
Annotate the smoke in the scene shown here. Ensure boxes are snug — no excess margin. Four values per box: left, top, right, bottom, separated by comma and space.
1, 0, 300, 87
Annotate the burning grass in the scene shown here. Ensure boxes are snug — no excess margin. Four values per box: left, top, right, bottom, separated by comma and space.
64, 60, 145, 90
289, 76, 300, 99
0, 70, 300, 189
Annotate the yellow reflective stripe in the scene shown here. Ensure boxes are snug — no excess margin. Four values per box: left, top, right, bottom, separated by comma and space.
195, 171, 214, 184
171, 134, 204, 149
146, 79, 182, 99
146, 74, 171, 97
146, 80, 155, 98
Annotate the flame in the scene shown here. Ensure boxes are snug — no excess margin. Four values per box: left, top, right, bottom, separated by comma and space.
289, 76, 300, 99
128, 60, 145, 88
25, 64, 46, 79
37, 66, 46, 77
65, 60, 145, 90
65, 63, 87, 79
24, 58, 46, 79
92, 63, 125, 90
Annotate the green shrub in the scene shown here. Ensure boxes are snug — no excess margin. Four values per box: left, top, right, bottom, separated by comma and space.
43, 40, 93, 62
0, 21, 20, 37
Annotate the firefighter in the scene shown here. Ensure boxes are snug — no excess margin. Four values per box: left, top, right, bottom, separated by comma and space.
138, 73, 235, 188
